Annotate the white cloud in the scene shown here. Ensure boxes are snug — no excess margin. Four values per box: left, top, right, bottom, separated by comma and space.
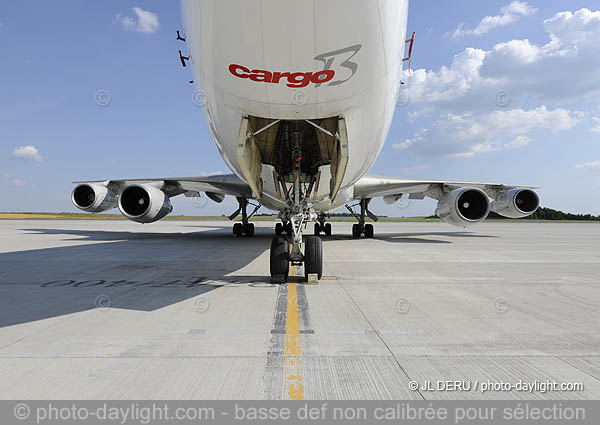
397, 8, 600, 158
544, 8, 600, 50
394, 129, 429, 151
408, 107, 434, 123
575, 161, 600, 169
11, 179, 27, 187
402, 165, 429, 175
453, 1, 537, 39
504, 135, 532, 150
397, 107, 577, 158
115, 7, 159, 34
12, 146, 43, 162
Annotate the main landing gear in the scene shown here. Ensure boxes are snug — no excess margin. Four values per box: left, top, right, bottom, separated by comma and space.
230, 197, 260, 237
274, 221, 293, 236
313, 213, 332, 236
346, 198, 378, 239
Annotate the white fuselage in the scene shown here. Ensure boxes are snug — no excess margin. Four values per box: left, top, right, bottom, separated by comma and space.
181, 0, 409, 212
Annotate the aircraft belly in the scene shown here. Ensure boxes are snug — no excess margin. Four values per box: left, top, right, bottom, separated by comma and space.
181, 0, 410, 209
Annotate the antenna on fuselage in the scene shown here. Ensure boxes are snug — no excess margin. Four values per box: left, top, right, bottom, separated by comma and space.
176, 30, 186, 42
403, 31, 416, 73
178, 50, 190, 68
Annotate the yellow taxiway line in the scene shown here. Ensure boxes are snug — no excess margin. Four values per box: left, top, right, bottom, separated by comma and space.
285, 274, 304, 399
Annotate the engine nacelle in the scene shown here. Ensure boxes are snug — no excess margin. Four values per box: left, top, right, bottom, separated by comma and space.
491, 188, 539, 219
435, 187, 491, 228
72, 184, 118, 213
118, 184, 173, 224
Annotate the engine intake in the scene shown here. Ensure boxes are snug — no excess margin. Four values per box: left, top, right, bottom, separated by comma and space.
491, 188, 539, 219
72, 184, 118, 213
118, 184, 173, 224
435, 187, 490, 228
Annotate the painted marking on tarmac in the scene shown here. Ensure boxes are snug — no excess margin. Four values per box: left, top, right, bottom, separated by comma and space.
285, 281, 303, 400
262, 262, 313, 399
262, 284, 287, 398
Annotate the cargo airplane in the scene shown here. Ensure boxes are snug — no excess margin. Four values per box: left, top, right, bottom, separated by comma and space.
72, 0, 540, 282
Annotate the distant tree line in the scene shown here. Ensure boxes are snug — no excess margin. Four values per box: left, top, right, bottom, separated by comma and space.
253, 212, 390, 218
252, 207, 599, 221
488, 207, 600, 221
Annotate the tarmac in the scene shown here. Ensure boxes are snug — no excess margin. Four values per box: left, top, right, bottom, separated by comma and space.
0, 219, 599, 400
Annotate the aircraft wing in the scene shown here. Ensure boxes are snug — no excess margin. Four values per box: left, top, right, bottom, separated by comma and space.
353, 174, 538, 201
74, 174, 253, 200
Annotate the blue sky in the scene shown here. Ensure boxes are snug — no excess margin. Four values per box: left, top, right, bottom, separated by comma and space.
1, 1, 599, 217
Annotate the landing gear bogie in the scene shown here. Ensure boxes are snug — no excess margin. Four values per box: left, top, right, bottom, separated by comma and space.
352, 223, 374, 238
314, 215, 332, 236
233, 222, 255, 237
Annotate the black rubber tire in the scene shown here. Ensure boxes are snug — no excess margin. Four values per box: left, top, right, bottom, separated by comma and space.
325, 223, 332, 236
270, 236, 290, 283
244, 223, 255, 237
314, 223, 321, 235
285, 222, 293, 235
351, 224, 360, 238
364, 224, 374, 238
233, 223, 243, 237
275, 222, 283, 235
304, 235, 323, 280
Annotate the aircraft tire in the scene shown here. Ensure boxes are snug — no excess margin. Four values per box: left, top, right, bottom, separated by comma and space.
314, 223, 321, 235
364, 224, 374, 238
233, 223, 243, 237
304, 235, 323, 280
270, 236, 290, 283
244, 223, 255, 237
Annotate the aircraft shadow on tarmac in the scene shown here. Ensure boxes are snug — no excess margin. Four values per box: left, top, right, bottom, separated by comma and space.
0, 227, 272, 328
0, 226, 496, 328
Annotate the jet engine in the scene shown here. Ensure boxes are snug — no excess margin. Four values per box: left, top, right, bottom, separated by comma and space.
491, 188, 539, 219
118, 184, 173, 224
71, 184, 118, 213
435, 187, 491, 228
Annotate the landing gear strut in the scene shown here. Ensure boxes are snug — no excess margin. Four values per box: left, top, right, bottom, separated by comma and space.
230, 197, 260, 237
347, 198, 377, 238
